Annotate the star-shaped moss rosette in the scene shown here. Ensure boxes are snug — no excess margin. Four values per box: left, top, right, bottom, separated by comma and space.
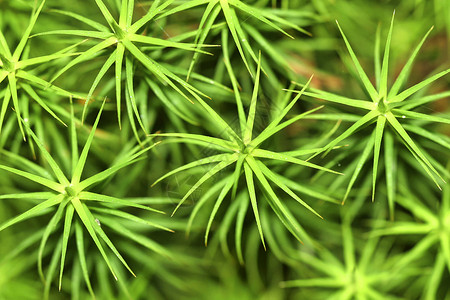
0, 99, 170, 295
373, 166, 450, 299
158, 0, 309, 78
289, 12, 450, 208
34, 0, 217, 136
150, 56, 342, 253
281, 221, 415, 300
0, 0, 84, 139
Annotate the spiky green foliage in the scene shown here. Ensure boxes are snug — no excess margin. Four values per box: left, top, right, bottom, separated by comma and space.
152, 57, 342, 255
373, 165, 450, 300
0, 1, 449, 299
290, 13, 450, 213
35, 0, 216, 139
0, 0, 83, 139
0, 99, 168, 296
159, 0, 309, 77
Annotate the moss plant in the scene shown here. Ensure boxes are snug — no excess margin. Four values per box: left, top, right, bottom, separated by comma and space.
0, 0, 449, 299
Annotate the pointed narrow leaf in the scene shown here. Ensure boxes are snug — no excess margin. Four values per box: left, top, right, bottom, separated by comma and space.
172, 153, 239, 216
243, 53, 261, 143
389, 68, 450, 103
0, 165, 63, 192
59, 204, 74, 290
244, 162, 266, 249
78, 191, 163, 213
0, 194, 63, 233
385, 112, 444, 183
205, 173, 235, 246
75, 222, 95, 297
71, 197, 118, 280
152, 153, 233, 187
379, 11, 395, 99
252, 149, 343, 175
388, 26, 434, 98
82, 202, 136, 277
372, 116, 386, 200
336, 21, 378, 101
72, 99, 106, 184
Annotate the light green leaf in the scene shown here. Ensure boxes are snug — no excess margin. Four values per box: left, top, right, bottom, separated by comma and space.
205, 171, 235, 246
343, 133, 375, 203
243, 52, 261, 143
71, 99, 106, 185
115, 42, 125, 128
245, 155, 302, 242
21, 84, 67, 127
385, 112, 444, 183
13, 0, 46, 60
78, 191, 163, 213
186, 177, 228, 236
320, 110, 379, 156
150, 132, 236, 150
0, 165, 63, 192
71, 197, 118, 280
231, 0, 296, 38
81, 202, 136, 277
32, 29, 113, 39
220, 0, 252, 75
75, 221, 95, 298
388, 26, 434, 98
93, 0, 118, 31
83, 51, 116, 122
90, 207, 172, 232
389, 68, 450, 103
38, 197, 69, 283
100, 216, 171, 258
7, 73, 25, 138
384, 131, 396, 219
172, 153, 239, 216
243, 162, 266, 250
257, 162, 323, 219
0, 194, 63, 233
187, 2, 221, 80
235, 192, 249, 264
48, 9, 110, 32
392, 109, 450, 125
152, 153, 233, 187
50, 37, 116, 84
59, 204, 74, 291
22, 118, 70, 186
336, 20, 378, 102
125, 55, 147, 134
251, 105, 324, 148
302, 90, 375, 110
129, 34, 214, 55
372, 116, 386, 201
378, 11, 395, 100
252, 148, 343, 175
130, 0, 177, 33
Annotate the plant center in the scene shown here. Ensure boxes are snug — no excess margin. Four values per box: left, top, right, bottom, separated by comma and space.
239, 143, 253, 155
64, 184, 78, 197
376, 99, 389, 114
345, 268, 367, 293
113, 23, 128, 41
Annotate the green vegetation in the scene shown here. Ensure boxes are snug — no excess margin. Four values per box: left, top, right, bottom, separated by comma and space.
0, 0, 449, 299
